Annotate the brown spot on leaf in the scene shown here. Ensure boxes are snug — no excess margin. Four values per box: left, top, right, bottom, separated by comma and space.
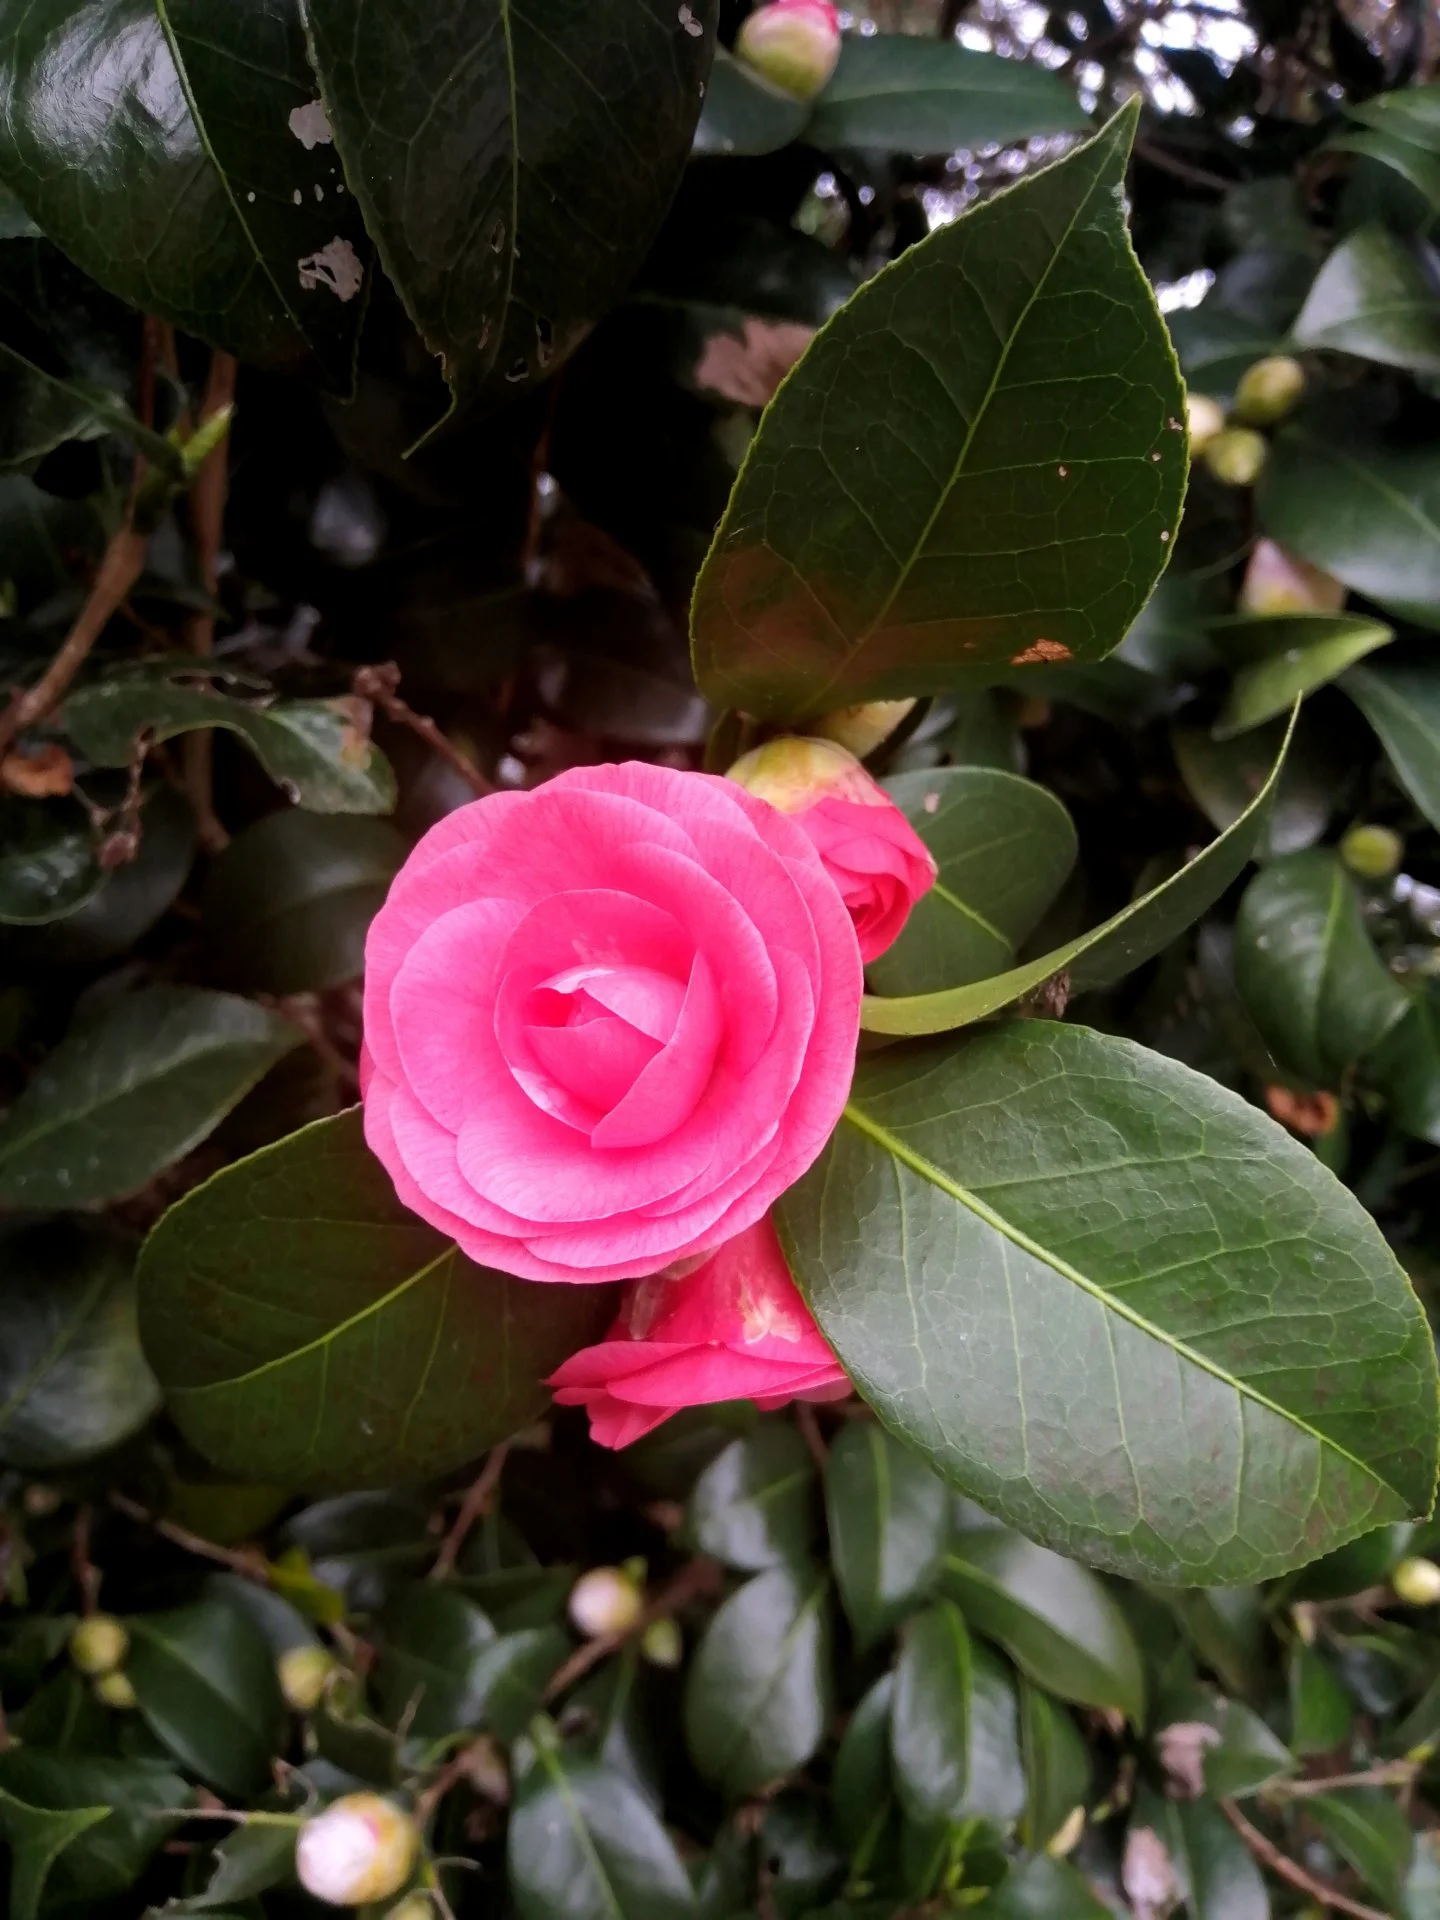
1265, 1085, 1340, 1137
1009, 638, 1072, 665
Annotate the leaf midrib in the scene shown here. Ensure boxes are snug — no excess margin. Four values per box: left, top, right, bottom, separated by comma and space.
0, 1264, 112, 1438
536, 1753, 626, 1920
840, 1101, 1401, 1501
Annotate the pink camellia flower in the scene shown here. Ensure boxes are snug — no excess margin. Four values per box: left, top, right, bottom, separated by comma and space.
736, 0, 842, 101
728, 736, 937, 962
547, 1216, 849, 1447
361, 763, 861, 1284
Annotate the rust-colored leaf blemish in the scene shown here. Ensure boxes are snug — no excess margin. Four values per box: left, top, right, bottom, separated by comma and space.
1265, 1085, 1339, 1138
1009, 638, 1072, 665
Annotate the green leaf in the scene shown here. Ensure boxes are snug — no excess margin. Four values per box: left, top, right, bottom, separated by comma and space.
1289, 1643, 1355, 1756
1258, 428, 1440, 629
187, 1819, 297, 1911
824, 1420, 949, 1649
0, 985, 301, 1208
0, 1757, 187, 1920
1276, 1522, 1413, 1603
0, 0, 368, 384
1213, 613, 1393, 739
137, 1108, 616, 1487
1233, 849, 1412, 1087
1332, 86, 1440, 210
201, 811, 407, 995
0, 1220, 159, 1470
832, 1673, 893, 1851
66, 671, 397, 815
1291, 226, 1440, 375
1155, 1796, 1268, 1920
0, 1789, 109, 1920
126, 1595, 286, 1797
777, 1021, 1439, 1584
1344, 662, 1440, 834
0, 795, 101, 925
17, 784, 196, 966
1172, 711, 1336, 859
889, 1600, 972, 1825
970, 1854, 1112, 1918
375, 1585, 497, 1739
1151, 1585, 1268, 1700
509, 1743, 696, 1920
301, 0, 715, 417
1375, 985, 1440, 1148
1201, 1696, 1297, 1797
690, 101, 1186, 720
684, 1564, 831, 1798
867, 769, 1078, 998
470, 1625, 570, 1743
1018, 1680, 1091, 1851
963, 1639, 1027, 1826
686, 1421, 818, 1573
0, 338, 179, 475
805, 39, 1089, 153
941, 1526, 1145, 1721
693, 47, 809, 157
861, 709, 1292, 1035
1309, 1786, 1415, 1913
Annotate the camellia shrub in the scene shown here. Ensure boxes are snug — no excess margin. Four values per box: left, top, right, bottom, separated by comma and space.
4, 0, 1440, 1915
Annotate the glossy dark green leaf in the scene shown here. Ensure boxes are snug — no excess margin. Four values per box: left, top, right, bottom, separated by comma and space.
0, 1788, 108, 1920
1309, 1786, 1415, 1912
188, 1819, 297, 1911
1172, 712, 1336, 858
1213, 614, 1393, 739
1258, 429, 1440, 629
302, 0, 715, 416
1152, 1585, 1268, 1701
375, 1585, 497, 1738
0, 1219, 158, 1470
941, 1526, 1145, 1720
1375, 985, 1440, 1148
67, 671, 396, 815
1290, 1643, 1355, 1755
125, 1595, 285, 1797
0, 795, 101, 925
861, 712, 1290, 1035
889, 1600, 971, 1825
683, 1564, 831, 1798
15, 784, 196, 966
970, 1854, 1112, 1918
778, 1021, 1438, 1584
1018, 1680, 1091, 1851
1344, 662, 1440, 834
0, 1757, 187, 1920
470, 1625, 570, 1744
868, 769, 1077, 998
1157, 1795, 1267, 1920
0, 985, 301, 1207
509, 1740, 696, 1920
138, 1108, 616, 1487
1233, 850, 1412, 1087
0, 338, 177, 474
202, 812, 406, 995
686, 1421, 817, 1572
1277, 1522, 1413, 1603
832, 1673, 893, 1850
693, 47, 808, 156
963, 1639, 1027, 1825
805, 38, 1088, 153
691, 102, 1186, 719
1292, 226, 1440, 374
0, 0, 368, 383
1332, 87, 1440, 210
824, 1419, 948, 1649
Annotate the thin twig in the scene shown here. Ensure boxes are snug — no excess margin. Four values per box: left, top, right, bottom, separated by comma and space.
184, 351, 237, 853
353, 662, 494, 797
1267, 1762, 1419, 1800
71, 1505, 101, 1615
542, 1558, 722, 1703
1134, 135, 1236, 194
1220, 1797, 1389, 1920
795, 1402, 828, 1472
430, 1446, 509, 1581
108, 1491, 269, 1582
97, 727, 151, 869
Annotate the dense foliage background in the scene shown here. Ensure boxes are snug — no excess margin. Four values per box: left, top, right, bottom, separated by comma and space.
5, 0, 1440, 1914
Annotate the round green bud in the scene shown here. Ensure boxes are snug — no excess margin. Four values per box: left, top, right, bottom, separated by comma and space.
1232, 355, 1306, 427
386, 1897, 434, 1920
94, 1669, 138, 1710
1184, 392, 1226, 455
1202, 427, 1268, 488
1394, 1557, 1440, 1606
69, 1614, 129, 1678
1341, 824, 1403, 882
812, 699, 917, 758
640, 1617, 684, 1668
278, 1644, 338, 1713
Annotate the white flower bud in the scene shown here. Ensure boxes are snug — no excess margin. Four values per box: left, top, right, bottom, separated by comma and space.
1394, 1557, 1440, 1606
278, 1644, 338, 1713
69, 1614, 129, 1677
727, 735, 881, 814
568, 1567, 644, 1639
296, 1794, 419, 1907
736, 0, 842, 101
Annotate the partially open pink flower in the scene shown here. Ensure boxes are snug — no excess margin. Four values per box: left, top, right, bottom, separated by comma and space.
361, 763, 861, 1284
547, 1217, 849, 1446
728, 737, 937, 962
737, 0, 842, 101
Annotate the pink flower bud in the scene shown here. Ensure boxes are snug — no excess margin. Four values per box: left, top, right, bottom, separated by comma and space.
569, 1567, 645, 1638
296, 1794, 418, 1907
548, 1215, 849, 1448
1238, 538, 1344, 615
736, 0, 842, 101
728, 736, 936, 962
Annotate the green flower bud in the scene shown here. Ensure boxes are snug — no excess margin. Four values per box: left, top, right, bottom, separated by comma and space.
386, 1897, 435, 1920
69, 1614, 129, 1678
640, 1617, 684, 1668
727, 734, 882, 814
1394, 1557, 1440, 1606
1232, 355, 1305, 426
94, 1669, 138, 1710
736, 1, 842, 101
1202, 427, 1268, 488
568, 1567, 645, 1640
1341, 824, 1403, 882
812, 699, 917, 758
296, 1794, 419, 1907
1184, 392, 1226, 455
278, 1644, 338, 1713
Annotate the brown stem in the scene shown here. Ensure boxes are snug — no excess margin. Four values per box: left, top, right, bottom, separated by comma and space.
352, 662, 494, 796
1267, 1762, 1419, 1800
795, 1403, 828, 1472
184, 351, 238, 854
430, 1445, 509, 1581
1133, 134, 1236, 195
542, 1557, 722, 1703
108, 1491, 270, 1583
71, 1505, 101, 1616
1220, 1798, 1389, 1920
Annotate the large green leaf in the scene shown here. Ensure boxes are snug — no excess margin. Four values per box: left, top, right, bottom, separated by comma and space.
1212, 613, 1393, 739
1291, 226, 1440, 375
374, 1585, 497, 1738
0, 1220, 159, 1470
1308, 1787, 1415, 1913
0, 985, 301, 1208
971, 1854, 1112, 1918
0, 1758, 187, 1920
683, 1564, 831, 1798
777, 1021, 1438, 1584
0, 1790, 108, 1920
301, 0, 715, 416
137, 1108, 616, 1486
1332, 85, 1440, 210
1233, 849, 1412, 1087
0, 0, 368, 383
1153, 1796, 1268, 1920
1344, 661, 1440, 833
693, 47, 808, 157
686, 1421, 818, 1573
823, 1420, 948, 1649
690, 100, 1186, 719
126, 1595, 285, 1798
1258, 428, 1440, 629
805, 38, 1088, 153
509, 1743, 697, 1920
868, 769, 1077, 998
1172, 710, 1338, 858
861, 710, 1291, 1035
1018, 1681, 1091, 1851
